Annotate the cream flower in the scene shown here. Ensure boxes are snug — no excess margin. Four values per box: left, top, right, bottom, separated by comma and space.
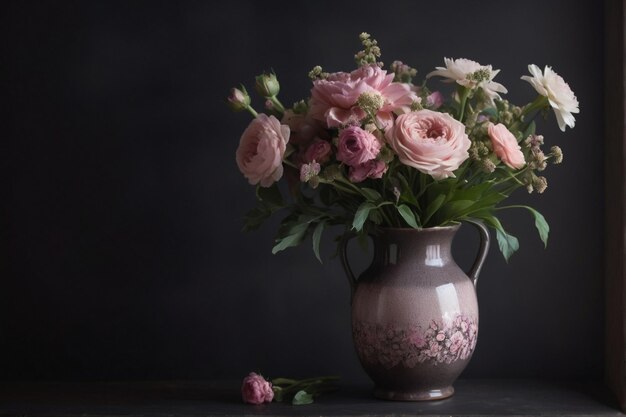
521, 64, 579, 131
426, 58, 508, 103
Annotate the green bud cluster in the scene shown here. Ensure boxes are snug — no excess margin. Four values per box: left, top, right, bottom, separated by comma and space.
497, 99, 522, 125
357, 92, 385, 115
354, 32, 383, 67
466, 68, 491, 83
308, 66, 329, 80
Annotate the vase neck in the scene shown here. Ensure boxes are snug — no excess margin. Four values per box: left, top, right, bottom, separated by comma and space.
373, 227, 459, 267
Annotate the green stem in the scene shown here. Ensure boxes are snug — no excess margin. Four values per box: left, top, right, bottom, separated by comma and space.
457, 87, 471, 122
522, 95, 549, 117
245, 105, 258, 118
269, 96, 286, 114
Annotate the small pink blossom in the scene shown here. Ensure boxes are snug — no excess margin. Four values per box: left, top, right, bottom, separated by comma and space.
487, 123, 525, 169
310, 64, 417, 128
349, 159, 387, 183
426, 91, 444, 109
236, 114, 290, 187
436, 332, 446, 342
304, 138, 332, 164
241, 372, 274, 405
449, 331, 465, 354
337, 126, 381, 167
386, 109, 471, 180
300, 161, 321, 182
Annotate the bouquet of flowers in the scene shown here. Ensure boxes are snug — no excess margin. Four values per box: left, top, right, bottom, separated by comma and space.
227, 33, 579, 261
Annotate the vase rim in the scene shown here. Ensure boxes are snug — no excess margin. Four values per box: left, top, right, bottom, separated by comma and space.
377, 223, 461, 233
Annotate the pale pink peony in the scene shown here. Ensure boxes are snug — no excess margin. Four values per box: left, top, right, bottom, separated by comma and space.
521, 64, 579, 131
349, 159, 387, 183
241, 372, 274, 404
236, 114, 290, 187
304, 138, 332, 164
386, 110, 471, 180
487, 123, 525, 169
310, 64, 417, 128
337, 126, 381, 167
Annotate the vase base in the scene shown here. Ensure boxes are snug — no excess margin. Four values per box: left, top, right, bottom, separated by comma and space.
373, 385, 454, 401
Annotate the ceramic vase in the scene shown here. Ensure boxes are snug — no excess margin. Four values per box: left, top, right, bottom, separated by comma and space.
341, 221, 490, 401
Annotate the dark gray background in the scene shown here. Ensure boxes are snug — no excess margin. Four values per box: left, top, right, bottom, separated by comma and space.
3, 0, 604, 382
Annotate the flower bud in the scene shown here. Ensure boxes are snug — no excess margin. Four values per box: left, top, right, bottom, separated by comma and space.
533, 176, 548, 193
551, 146, 563, 164
255, 72, 280, 97
227, 86, 251, 112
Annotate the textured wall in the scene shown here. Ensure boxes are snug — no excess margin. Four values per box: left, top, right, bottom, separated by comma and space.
3, 0, 604, 382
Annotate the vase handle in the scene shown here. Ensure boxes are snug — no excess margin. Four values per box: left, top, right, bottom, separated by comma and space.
465, 219, 490, 289
339, 234, 358, 303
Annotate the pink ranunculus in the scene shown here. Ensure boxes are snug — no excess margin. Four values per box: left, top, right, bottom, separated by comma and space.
236, 114, 290, 187
241, 372, 274, 404
487, 123, 525, 169
337, 126, 381, 167
386, 110, 471, 180
310, 64, 417, 128
349, 159, 387, 183
304, 138, 332, 164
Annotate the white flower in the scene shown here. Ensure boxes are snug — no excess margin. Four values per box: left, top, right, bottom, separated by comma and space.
521, 64, 579, 131
426, 58, 508, 103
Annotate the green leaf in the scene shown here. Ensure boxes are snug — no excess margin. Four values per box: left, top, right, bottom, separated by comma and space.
477, 214, 519, 262
361, 188, 382, 201
423, 193, 446, 226
496, 228, 520, 262
352, 202, 376, 232
256, 183, 284, 209
292, 390, 314, 405
396, 173, 419, 207
447, 182, 493, 202
519, 206, 550, 247
396, 204, 419, 228
523, 120, 537, 139
242, 207, 271, 232
440, 199, 475, 221
272, 222, 308, 254
481, 107, 498, 118
368, 209, 383, 225
312, 221, 326, 263
466, 192, 508, 213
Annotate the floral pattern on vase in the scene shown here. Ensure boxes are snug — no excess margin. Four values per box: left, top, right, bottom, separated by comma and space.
353, 314, 478, 369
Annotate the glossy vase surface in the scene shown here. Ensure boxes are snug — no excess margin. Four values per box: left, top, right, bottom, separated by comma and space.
342, 223, 489, 401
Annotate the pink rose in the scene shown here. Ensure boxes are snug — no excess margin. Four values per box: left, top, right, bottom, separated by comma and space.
304, 138, 332, 164
241, 372, 274, 405
337, 126, 381, 167
310, 64, 417, 128
349, 159, 387, 183
487, 123, 525, 169
386, 110, 471, 180
236, 114, 290, 187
